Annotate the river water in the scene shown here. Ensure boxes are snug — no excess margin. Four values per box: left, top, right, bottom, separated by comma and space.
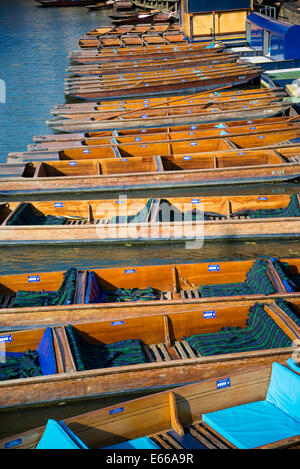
0, 0, 300, 442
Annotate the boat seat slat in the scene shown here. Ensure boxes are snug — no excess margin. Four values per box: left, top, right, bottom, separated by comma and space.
192, 289, 200, 298
180, 290, 186, 299
174, 340, 188, 359
151, 435, 173, 449
1, 296, 13, 309
188, 426, 218, 449
158, 432, 184, 449
181, 340, 198, 358
157, 343, 172, 361
165, 291, 172, 300
194, 423, 232, 449
149, 344, 163, 362
143, 345, 155, 362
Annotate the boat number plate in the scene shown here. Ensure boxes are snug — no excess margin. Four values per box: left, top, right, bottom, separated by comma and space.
124, 269, 136, 273
109, 407, 124, 415
5, 439, 22, 448
208, 265, 220, 272
0, 334, 12, 343
216, 378, 231, 389
203, 311, 216, 319
28, 275, 40, 283
111, 321, 124, 326
54, 203, 63, 208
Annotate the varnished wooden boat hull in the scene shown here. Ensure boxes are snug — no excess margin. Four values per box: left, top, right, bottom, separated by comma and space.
46, 102, 290, 132
0, 296, 298, 409
2, 146, 300, 195
1, 257, 300, 329
2, 364, 299, 449
65, 70, 261, 100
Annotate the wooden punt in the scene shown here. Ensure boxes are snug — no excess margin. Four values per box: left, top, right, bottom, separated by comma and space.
47, 97, 287, 132
2, 193, 300, 243
64, 64, 262, 100
51, 87, 286, 116
18, 126, 300, 161
28, 117, 300, 152
3, 147, 300, 194
2, 365, 300, 451
68, 42, 225, 64
0, 299, 298, 411
66, 52, 239, 76
2, 363, 299, 450
1, 256, 300, 333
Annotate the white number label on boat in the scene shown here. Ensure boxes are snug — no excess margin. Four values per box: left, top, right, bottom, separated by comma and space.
69, 161, 77, 166
120, 158, 128, 161
184, 156, 191, 160
124, 269, 136, 274
83, 149, 90, 153
0, 334, 12, 343
190, 125, 197, 129
190, 142, 197, 146
203, 311, 216, 319
258, 197, 268, 200
191, 199, 200, 204
217, 378, 231, 389
28, 275, 40, 282
111, 321, 124, 326
54, 203, 63, 208
109, 407, 124, 415
208, 264, 220, 272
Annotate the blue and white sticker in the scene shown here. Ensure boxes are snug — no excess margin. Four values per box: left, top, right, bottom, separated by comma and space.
28, 274, 40, 283
258, 196, 268, 200
0, 334, 12, 343
69, 161, 77, 166
184, 156, 191, 160
109, 407, 124, 415
5, 439, 22, 449
190, 142, 197, 146
124, 269, 136, 274
203, 311, 216, 319
120, 158, 128, 162
216, 378, 231, 389
134, 137, 141, 142
115, 200, 125, 204
142, 115, 148, 118
54, 202, 63, 208
190, 125, 197, 130
208, 264, 220, 272
191, 198, 200, 204
111, 321, 124, 326
83, 149, 90, 153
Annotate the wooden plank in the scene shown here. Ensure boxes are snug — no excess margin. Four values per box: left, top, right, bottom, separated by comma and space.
194, 423, 230, 449
174, 341, 188, 359
189, 426, 217, 449
169, 391, 184, 436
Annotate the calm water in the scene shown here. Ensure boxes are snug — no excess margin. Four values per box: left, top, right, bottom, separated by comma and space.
1, 0, 300, 442
0, 0, 114, 163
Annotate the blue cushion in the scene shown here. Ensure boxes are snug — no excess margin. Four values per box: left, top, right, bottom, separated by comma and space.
287, 358, 300, 374
266, 362, 300, 423
36, 327, 57, 376
202, 363, 300, 449
202, 400, 300, 449
36, 419, 88, 449
103, 437, 160, 450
